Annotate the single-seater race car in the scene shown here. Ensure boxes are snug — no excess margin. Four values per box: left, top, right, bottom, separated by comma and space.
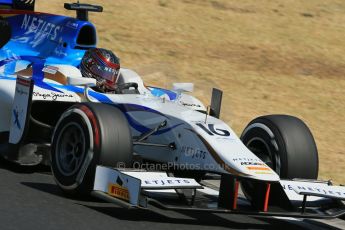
0, 1, 344, 219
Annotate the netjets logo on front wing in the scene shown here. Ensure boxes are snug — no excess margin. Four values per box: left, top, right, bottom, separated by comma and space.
144, 179, 191, 186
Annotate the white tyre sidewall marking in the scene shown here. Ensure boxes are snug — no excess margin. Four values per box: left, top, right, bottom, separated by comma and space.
242, 123, 281, 176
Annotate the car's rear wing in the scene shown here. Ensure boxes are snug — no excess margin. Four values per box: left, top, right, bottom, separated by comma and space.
64, 2, 102, 21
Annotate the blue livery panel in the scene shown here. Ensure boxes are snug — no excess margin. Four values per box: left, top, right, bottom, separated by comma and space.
0, 0, 12, 5
0, 9, 97, 75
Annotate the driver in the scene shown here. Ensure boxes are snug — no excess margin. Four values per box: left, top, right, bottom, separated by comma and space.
80, 48, 121, 93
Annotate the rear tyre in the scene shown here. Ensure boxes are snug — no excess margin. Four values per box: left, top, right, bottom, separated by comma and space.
240, 115, 319, 208
51, 103, 132, 196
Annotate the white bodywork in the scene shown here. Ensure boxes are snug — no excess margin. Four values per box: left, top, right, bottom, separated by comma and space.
0, 64, 279, 182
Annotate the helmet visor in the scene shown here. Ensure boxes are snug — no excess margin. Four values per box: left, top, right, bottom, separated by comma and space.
90, 64, 120, 83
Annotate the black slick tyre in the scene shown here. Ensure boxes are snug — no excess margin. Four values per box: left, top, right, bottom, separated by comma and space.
51, 103, 132, 196
240, 114, 319, 208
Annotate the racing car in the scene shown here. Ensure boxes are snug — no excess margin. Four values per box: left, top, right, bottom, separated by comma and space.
0, 0, 344, 219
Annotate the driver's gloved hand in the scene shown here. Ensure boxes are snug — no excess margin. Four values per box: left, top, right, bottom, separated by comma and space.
115, 83, 139, 94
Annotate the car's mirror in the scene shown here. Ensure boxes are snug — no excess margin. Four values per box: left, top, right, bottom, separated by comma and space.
67, 77, 96, 87
172, 83, 194, 93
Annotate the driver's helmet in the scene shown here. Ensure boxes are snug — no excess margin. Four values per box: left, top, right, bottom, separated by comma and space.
80, 48, 120, 92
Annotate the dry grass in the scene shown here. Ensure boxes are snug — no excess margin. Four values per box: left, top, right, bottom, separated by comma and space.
37, 0, 345, 184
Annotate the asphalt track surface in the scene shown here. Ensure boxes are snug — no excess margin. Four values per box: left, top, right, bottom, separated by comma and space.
0, 159, 344, 230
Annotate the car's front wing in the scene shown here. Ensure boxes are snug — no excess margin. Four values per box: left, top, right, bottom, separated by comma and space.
92, 166, 345, 219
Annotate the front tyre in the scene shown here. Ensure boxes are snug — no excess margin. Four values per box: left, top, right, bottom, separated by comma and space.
51, 103, 133, 196
240, 115, 319, 208
241, 115, 318, 179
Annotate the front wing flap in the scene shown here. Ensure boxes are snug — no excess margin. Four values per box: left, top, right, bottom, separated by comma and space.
92, 166, 345, 219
